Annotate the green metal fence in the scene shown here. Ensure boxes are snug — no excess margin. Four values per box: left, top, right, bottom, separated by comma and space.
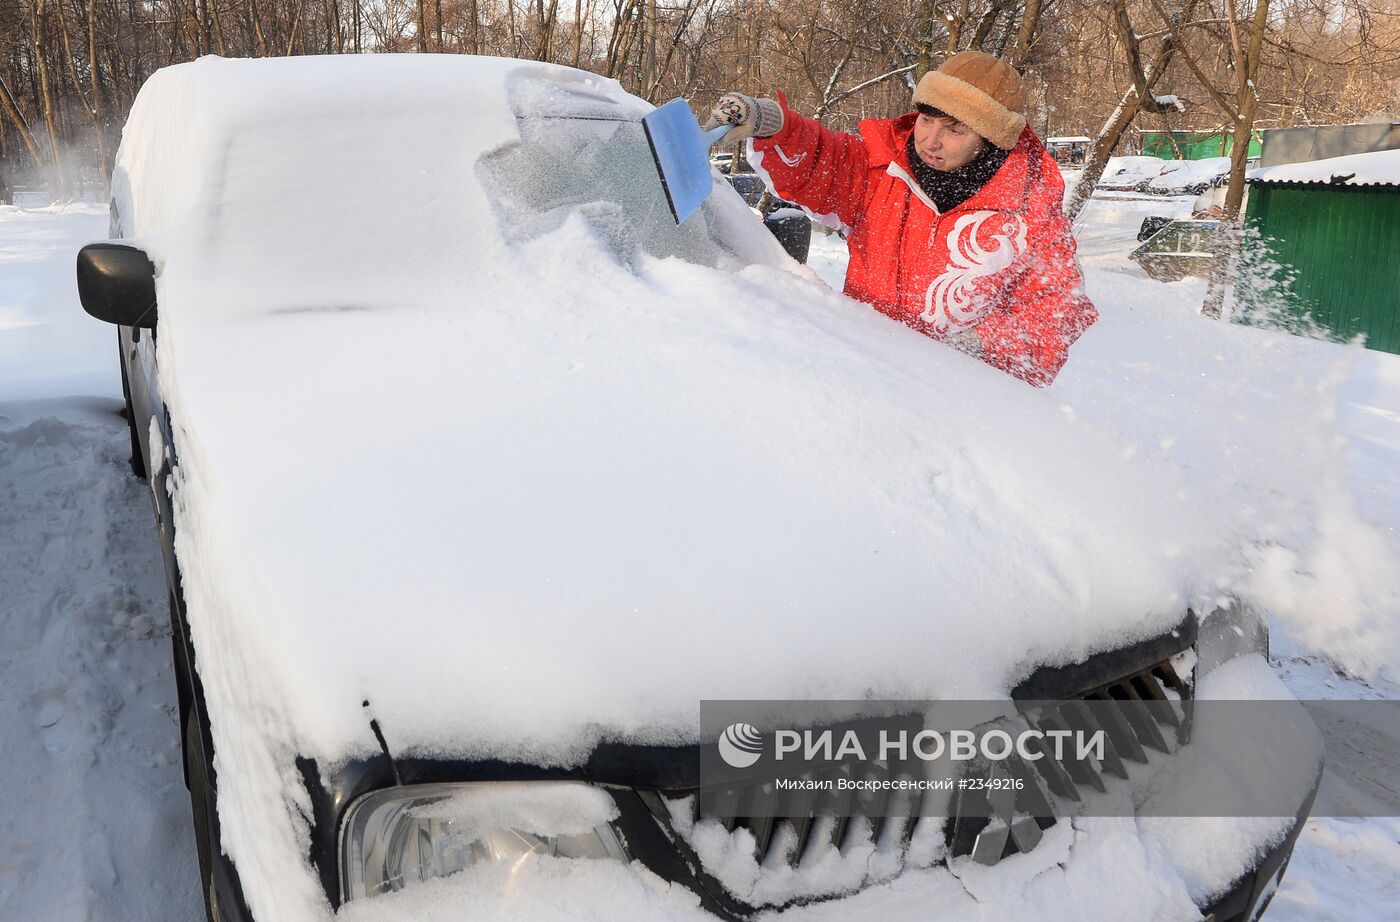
1141, 131, 1262, 160
1244, 183, 1400, 354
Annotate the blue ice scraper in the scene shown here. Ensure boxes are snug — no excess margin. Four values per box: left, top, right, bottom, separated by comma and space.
642, 99, 734, 225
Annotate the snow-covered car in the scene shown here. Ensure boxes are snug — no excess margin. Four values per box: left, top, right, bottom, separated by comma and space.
1096, 156, 1169, 192
76, 56, 1320, 922
1144, 157, 1233, 196
1097, 156, 1233, 196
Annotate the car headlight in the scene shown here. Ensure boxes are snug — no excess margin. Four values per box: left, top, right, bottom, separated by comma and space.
1197, 599, 1269, 676
339, 781, 628, 901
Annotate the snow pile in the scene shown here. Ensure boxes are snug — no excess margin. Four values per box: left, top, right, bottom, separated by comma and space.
0, 399, 202, 920
1267, 815, 1400, 920
824, 198, 1400, 682
1054, 264, 1400, 680
1249, 148, 1400, 186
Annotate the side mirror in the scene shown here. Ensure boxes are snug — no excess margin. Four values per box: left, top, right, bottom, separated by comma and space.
76, 243, 157, 328
763, 212, 812, 265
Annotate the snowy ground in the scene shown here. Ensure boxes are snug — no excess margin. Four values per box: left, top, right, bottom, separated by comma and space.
1, 204, 204, 919
3, 196, 1399, 920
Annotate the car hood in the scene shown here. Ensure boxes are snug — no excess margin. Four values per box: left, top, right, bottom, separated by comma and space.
154, 242, 1227, 770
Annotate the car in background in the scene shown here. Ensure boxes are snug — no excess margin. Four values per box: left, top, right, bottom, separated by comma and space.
726, 172, 812, 264
75, 55, 1320, 922
1097, 155, 1232, 196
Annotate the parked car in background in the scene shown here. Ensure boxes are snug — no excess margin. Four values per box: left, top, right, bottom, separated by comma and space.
1046, 136, 1090, 165
726, 172, 812, 264
1097, 155, 1232, 196
710, 150, 736, 172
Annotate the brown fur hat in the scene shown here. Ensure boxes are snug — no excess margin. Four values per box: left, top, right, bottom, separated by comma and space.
913, 51, 1028, 150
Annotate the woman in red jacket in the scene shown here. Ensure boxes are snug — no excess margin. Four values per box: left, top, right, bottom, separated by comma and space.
708, 51, 1097, 387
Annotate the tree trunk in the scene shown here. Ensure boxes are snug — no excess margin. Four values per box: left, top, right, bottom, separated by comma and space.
211, 0, 229, 53
0, 126, 11, 205
946, 0, 969, 54
0, 72, 48, 179
286, 0, 304, 55
88, 0, 111, 191
56, 0, 102, 195
573, 0, 584, 66
32, 0, 67, 200
1011, 0, 1043, 67
128, 0, 146, 94
1064, 1, 1196, 223
642, 0, 656, 95
1204, 0, 1271, 320
1222, 0, 1269, 219
249, 0, 270, 56
969, 0, 1006, 51
915, 0, 938, 81
537, 0, 561, 61
328, 0, 342, 53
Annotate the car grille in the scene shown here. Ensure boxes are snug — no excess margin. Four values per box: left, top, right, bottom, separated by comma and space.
948, 652, 1193, 866
659, 648, 1195, 908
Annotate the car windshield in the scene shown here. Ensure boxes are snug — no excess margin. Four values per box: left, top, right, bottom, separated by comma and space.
478, 115, 772, 271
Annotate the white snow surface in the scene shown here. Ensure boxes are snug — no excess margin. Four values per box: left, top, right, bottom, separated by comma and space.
0, 203, 119, 401
4, 66, 1400, 922
0, 399, 201, 921
1249, 148, 1400, 186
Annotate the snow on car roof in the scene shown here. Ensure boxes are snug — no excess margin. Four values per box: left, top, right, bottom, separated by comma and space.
1248, 148, 1400, 187
1099, 155, 1169, 184
1145, 157, 1231, 190
118, 51, 1224, 793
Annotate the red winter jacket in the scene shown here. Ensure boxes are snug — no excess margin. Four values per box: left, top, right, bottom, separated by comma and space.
750, 97, 1097, 386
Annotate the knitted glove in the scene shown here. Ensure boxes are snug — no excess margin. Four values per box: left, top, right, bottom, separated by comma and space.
704, 93, 785, 142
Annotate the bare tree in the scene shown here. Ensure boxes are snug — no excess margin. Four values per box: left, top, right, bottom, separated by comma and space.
1065, 0, 1198, 222
1, 0, 1396, 205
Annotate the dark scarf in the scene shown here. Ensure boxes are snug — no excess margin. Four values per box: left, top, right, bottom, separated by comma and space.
906, 133, 1010, 213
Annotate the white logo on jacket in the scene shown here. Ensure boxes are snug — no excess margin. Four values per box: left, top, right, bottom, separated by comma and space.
921, 212, 1028, 334
774, 144, 806, 167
